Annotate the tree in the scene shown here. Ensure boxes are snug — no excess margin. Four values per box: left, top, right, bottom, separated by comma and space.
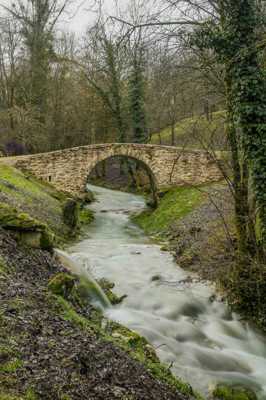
117, 0, 266, 259
128, 37, 148, 143
6, 0, 70, 122
82, 22, 127, 142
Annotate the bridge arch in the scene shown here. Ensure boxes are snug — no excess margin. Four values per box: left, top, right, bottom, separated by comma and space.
87, 154, 158, 206
3, 143, 223, 198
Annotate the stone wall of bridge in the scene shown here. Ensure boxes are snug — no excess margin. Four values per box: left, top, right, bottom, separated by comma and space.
2, 143, 223, 195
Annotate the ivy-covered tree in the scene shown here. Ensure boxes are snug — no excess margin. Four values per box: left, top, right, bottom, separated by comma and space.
129, 48, 148, 144
187, 0, 266, 260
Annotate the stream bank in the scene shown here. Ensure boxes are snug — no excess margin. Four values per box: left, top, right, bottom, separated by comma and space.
133, 183, 266, 332
0, 162, 193, 400
68, 185, 266, 400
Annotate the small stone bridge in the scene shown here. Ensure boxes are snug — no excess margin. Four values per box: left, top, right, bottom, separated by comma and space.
3, 143, 223, 197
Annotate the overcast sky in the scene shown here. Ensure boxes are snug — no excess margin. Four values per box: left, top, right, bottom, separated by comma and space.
1, 0, 124, 36
62, 0, 118, 35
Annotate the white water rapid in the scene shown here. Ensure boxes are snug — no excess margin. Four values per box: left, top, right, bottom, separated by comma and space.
67, 185, 266, 398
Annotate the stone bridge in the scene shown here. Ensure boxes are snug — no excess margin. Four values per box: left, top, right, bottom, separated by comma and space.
3, 143, 223, 199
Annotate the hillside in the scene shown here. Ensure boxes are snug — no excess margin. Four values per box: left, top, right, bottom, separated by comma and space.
150, 111, 227, 150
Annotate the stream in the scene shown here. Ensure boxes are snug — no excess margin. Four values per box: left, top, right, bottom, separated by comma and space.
67, 184, 266, 398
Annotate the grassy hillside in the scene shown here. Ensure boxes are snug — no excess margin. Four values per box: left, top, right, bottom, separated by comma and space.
0, 162, 93, 242
150, 111, 227, 150
133, 187, 205, 236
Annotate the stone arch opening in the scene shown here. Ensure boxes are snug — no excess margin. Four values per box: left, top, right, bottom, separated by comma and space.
87, 155, 158, 207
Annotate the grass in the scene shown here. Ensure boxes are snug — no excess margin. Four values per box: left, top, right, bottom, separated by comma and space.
0, 163, 65, 235
150, 111, 226, 150
212, 385, 257, 400
0, 359, 23, 374
0, 163, 94, 241
133, 187, 204, 235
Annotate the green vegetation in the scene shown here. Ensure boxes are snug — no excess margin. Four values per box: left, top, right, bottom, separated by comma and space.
0, 395, 21, 400
0, 163, 68, 237
79, 208, 94, 225
48, 271, 201, 400
0, 202, 54, 250
97, 278, 127, 305
150, 111, 226, 149
48, 273, 76, 297
0, 358, 23, 374
133, 187, 204, 235
0, 163, 94, 244
55, 298, 200, 399
213, 385, 257, 400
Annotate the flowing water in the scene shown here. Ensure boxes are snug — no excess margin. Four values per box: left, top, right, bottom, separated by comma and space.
67, 184, 266, 398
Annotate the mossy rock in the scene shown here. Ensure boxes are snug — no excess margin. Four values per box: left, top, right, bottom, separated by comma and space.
63, 199, 79, 230
97, 278, 115, 290
79, 208, 94, 225
0, 203, 54, 250
212, 384, 257, 400
49, 273, 110, 309
0, 203, 43, 231
48, 273, 76, 298
79, 190, 95, 204
72, 276, 110, 309
97, 278, 127, 305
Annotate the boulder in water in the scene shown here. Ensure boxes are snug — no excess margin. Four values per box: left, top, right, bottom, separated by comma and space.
212, 384, 257, 400
97, 278, 127, 305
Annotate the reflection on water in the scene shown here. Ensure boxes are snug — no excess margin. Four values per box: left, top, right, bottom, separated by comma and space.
68, 185, 266, 398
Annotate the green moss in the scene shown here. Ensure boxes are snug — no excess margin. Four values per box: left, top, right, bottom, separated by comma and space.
0, 257, 7, 275
133, 187, 204, 235
0, 394, 22, 400
60, 396, 72, 400
0, 163, 94, 242
25, 388, 37, 400
52, 295, 98, 332
97, 278, 126, 305
48, 273, 76, 297
0, 358, 23, 373
0, 164, 66, 237
0, 203, 54, 250
79, 208, 94, 225
213, 385, 257, 400
0, 203, 42, 231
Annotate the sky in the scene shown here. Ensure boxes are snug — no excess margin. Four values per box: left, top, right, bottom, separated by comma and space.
1, 0, 123, 36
